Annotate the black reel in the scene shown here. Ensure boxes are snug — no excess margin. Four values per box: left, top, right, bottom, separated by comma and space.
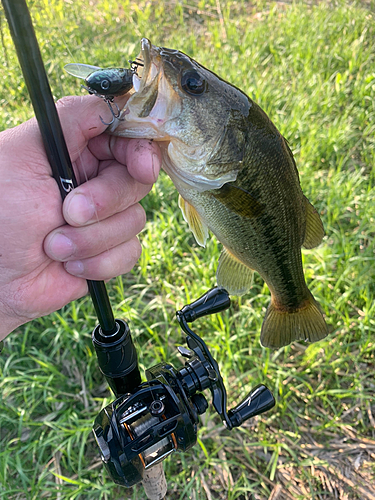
92, 288, 275, 487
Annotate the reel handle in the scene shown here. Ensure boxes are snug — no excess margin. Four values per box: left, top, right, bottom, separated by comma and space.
177, 287, 275, 430
228, 384, 275, 428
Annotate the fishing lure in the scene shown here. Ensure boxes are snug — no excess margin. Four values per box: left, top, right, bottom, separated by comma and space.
64, 63, 134, 125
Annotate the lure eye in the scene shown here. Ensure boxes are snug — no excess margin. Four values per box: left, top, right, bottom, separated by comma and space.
101, 79, 111, 91
181, 70, 206, 96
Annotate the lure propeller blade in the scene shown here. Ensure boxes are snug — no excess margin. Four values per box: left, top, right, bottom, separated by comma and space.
64, 63, 101, 79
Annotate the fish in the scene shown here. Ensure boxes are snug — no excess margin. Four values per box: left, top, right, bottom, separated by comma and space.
109, 38, 328, 349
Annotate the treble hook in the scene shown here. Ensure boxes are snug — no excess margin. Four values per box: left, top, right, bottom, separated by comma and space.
80, 84, 125, 126
99, 97, 124, 126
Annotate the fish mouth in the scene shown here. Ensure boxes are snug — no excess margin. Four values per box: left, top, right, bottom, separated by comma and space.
111, 38, 181, 139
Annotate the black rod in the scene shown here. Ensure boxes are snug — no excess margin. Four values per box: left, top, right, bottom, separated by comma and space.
2, 0, 117, 335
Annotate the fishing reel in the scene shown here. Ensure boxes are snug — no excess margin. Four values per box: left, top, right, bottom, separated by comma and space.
92, 288, 275, 487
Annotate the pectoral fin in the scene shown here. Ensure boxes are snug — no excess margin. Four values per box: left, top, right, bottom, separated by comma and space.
178, 195, 208, 247
216, 247, 254, 295
212, 184, 264, 218
302, 196, 325, 249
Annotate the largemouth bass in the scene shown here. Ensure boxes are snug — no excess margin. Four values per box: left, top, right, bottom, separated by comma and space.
109, 38, 328, 349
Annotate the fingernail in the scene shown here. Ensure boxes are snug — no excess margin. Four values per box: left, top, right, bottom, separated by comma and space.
48, 233, 75, 260
66, 193, 95, 225
65, 260, 84, 276
152, 154, 160, 182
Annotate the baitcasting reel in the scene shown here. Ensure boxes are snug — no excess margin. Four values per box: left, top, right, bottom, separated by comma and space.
92, 288, 275, 487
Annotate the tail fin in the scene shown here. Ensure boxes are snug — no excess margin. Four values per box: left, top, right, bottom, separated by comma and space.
260, 292, 328, 348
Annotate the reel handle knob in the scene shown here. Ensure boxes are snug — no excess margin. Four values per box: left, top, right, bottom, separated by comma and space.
228, 384, 275, 428
179, 287, 231, 323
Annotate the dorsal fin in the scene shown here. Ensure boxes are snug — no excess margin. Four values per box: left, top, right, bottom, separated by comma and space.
302, 196, 325, 249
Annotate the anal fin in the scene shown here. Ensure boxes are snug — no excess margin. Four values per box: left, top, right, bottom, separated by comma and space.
216, 247, 254, 296
178, 195, 208, 247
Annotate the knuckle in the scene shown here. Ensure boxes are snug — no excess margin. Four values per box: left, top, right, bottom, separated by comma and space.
56, 95, 78, 110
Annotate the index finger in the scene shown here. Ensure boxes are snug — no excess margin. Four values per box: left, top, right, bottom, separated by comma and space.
56, 95, 110, 161
88, 134, 162, 185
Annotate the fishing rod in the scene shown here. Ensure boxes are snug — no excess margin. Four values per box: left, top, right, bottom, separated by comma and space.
2, 1, 276, 498
2, 0, 142, 424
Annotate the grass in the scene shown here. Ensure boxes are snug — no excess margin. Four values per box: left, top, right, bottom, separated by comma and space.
1, 0, 375, 498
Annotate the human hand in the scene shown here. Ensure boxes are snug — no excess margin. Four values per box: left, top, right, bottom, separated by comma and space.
0, 95, 161, 341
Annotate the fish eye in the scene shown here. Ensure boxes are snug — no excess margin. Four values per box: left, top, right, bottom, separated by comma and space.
100, 79, 111, 90
181, 70, 206, 96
